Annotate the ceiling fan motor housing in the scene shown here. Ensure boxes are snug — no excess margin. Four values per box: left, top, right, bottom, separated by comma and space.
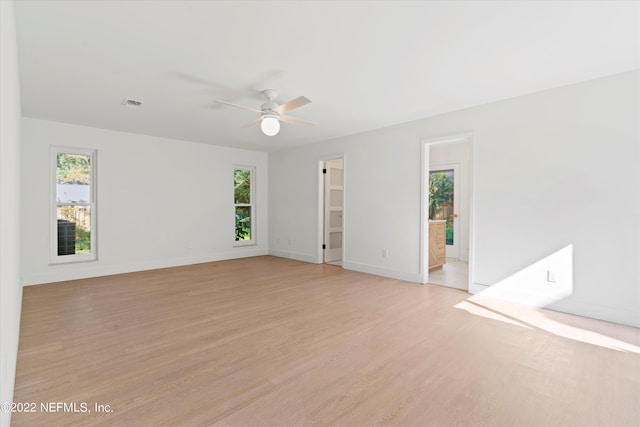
261, 101, 278, 113
261, 90, 279, 114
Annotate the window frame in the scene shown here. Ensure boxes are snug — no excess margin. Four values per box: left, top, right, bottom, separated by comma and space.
50, 146, 97, 264
233, 165, 256, 247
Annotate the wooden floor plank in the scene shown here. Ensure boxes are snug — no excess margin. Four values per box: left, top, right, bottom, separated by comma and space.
11, 256, 640, 426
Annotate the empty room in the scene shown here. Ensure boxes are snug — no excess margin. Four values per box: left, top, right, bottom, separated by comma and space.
1, 1, 639, 426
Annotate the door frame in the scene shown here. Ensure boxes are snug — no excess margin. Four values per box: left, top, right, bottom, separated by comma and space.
420, 133, 475, 289
317, 154, 346, 264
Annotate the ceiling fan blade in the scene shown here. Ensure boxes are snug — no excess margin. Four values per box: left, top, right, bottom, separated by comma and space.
279, 114, 316, 128
273, 96, 311, 115
241, 117, 262, 128
215, 99, 262, 114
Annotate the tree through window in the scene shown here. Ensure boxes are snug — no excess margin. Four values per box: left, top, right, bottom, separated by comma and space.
234, 167, 255, 244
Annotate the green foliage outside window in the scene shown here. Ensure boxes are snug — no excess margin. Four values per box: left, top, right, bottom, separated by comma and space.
234, 169, 251, 204
429, 172, 452, 220
234, 169, 252, 241
235, 208, 251, 241
75, 225, 91, 253
445, 221, 454, 245
57, 153, 91, 184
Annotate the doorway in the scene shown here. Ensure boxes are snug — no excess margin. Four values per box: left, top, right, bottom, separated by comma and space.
421, 134, 474, 290
322, 157, 344, 265
429, 163, 460, 259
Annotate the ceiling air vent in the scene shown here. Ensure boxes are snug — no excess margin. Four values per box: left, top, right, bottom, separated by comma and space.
121, 98, 142, 109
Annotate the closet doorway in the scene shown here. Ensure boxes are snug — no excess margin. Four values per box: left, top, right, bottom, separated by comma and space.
322, 157, 344, 265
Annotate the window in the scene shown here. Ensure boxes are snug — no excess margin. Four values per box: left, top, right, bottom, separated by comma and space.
234, 166, 255, 245
52, 147, 96, 263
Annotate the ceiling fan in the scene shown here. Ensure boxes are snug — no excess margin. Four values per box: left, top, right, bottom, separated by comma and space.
216, 89, 314, 136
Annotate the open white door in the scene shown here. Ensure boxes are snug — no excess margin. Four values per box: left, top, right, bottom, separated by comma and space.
324, 158, 343, 263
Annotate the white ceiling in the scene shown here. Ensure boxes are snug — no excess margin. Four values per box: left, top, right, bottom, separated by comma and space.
13, 0, 640, 152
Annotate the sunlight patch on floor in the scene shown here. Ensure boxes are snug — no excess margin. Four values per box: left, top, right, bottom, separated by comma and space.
454, 300, 532, 329
459, 295, 640, 354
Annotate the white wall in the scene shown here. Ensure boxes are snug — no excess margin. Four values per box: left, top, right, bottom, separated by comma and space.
0, 1, 23, 425
21, 118, 268, 285
269, 70, 640, 327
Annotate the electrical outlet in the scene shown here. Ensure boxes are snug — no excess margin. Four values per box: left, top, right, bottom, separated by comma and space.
382, 248, 389, 258
547, 270, 557, 283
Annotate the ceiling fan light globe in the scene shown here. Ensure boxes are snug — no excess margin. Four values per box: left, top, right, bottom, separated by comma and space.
261, 116, 280, 136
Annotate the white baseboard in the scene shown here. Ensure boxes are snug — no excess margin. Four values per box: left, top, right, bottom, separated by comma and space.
548, 300, 640, 328
469, 282, 639, 328
268, 248, 320, 264
342, 261, 421, 283
22, 249, 269, 286
469, 282, 490, 294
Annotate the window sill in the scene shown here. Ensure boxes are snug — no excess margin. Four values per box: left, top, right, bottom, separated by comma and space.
49, 255, 97, 265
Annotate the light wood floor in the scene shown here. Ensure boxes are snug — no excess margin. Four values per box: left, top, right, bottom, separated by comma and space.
13, 256, 640, 426
428, 258, 469, 290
